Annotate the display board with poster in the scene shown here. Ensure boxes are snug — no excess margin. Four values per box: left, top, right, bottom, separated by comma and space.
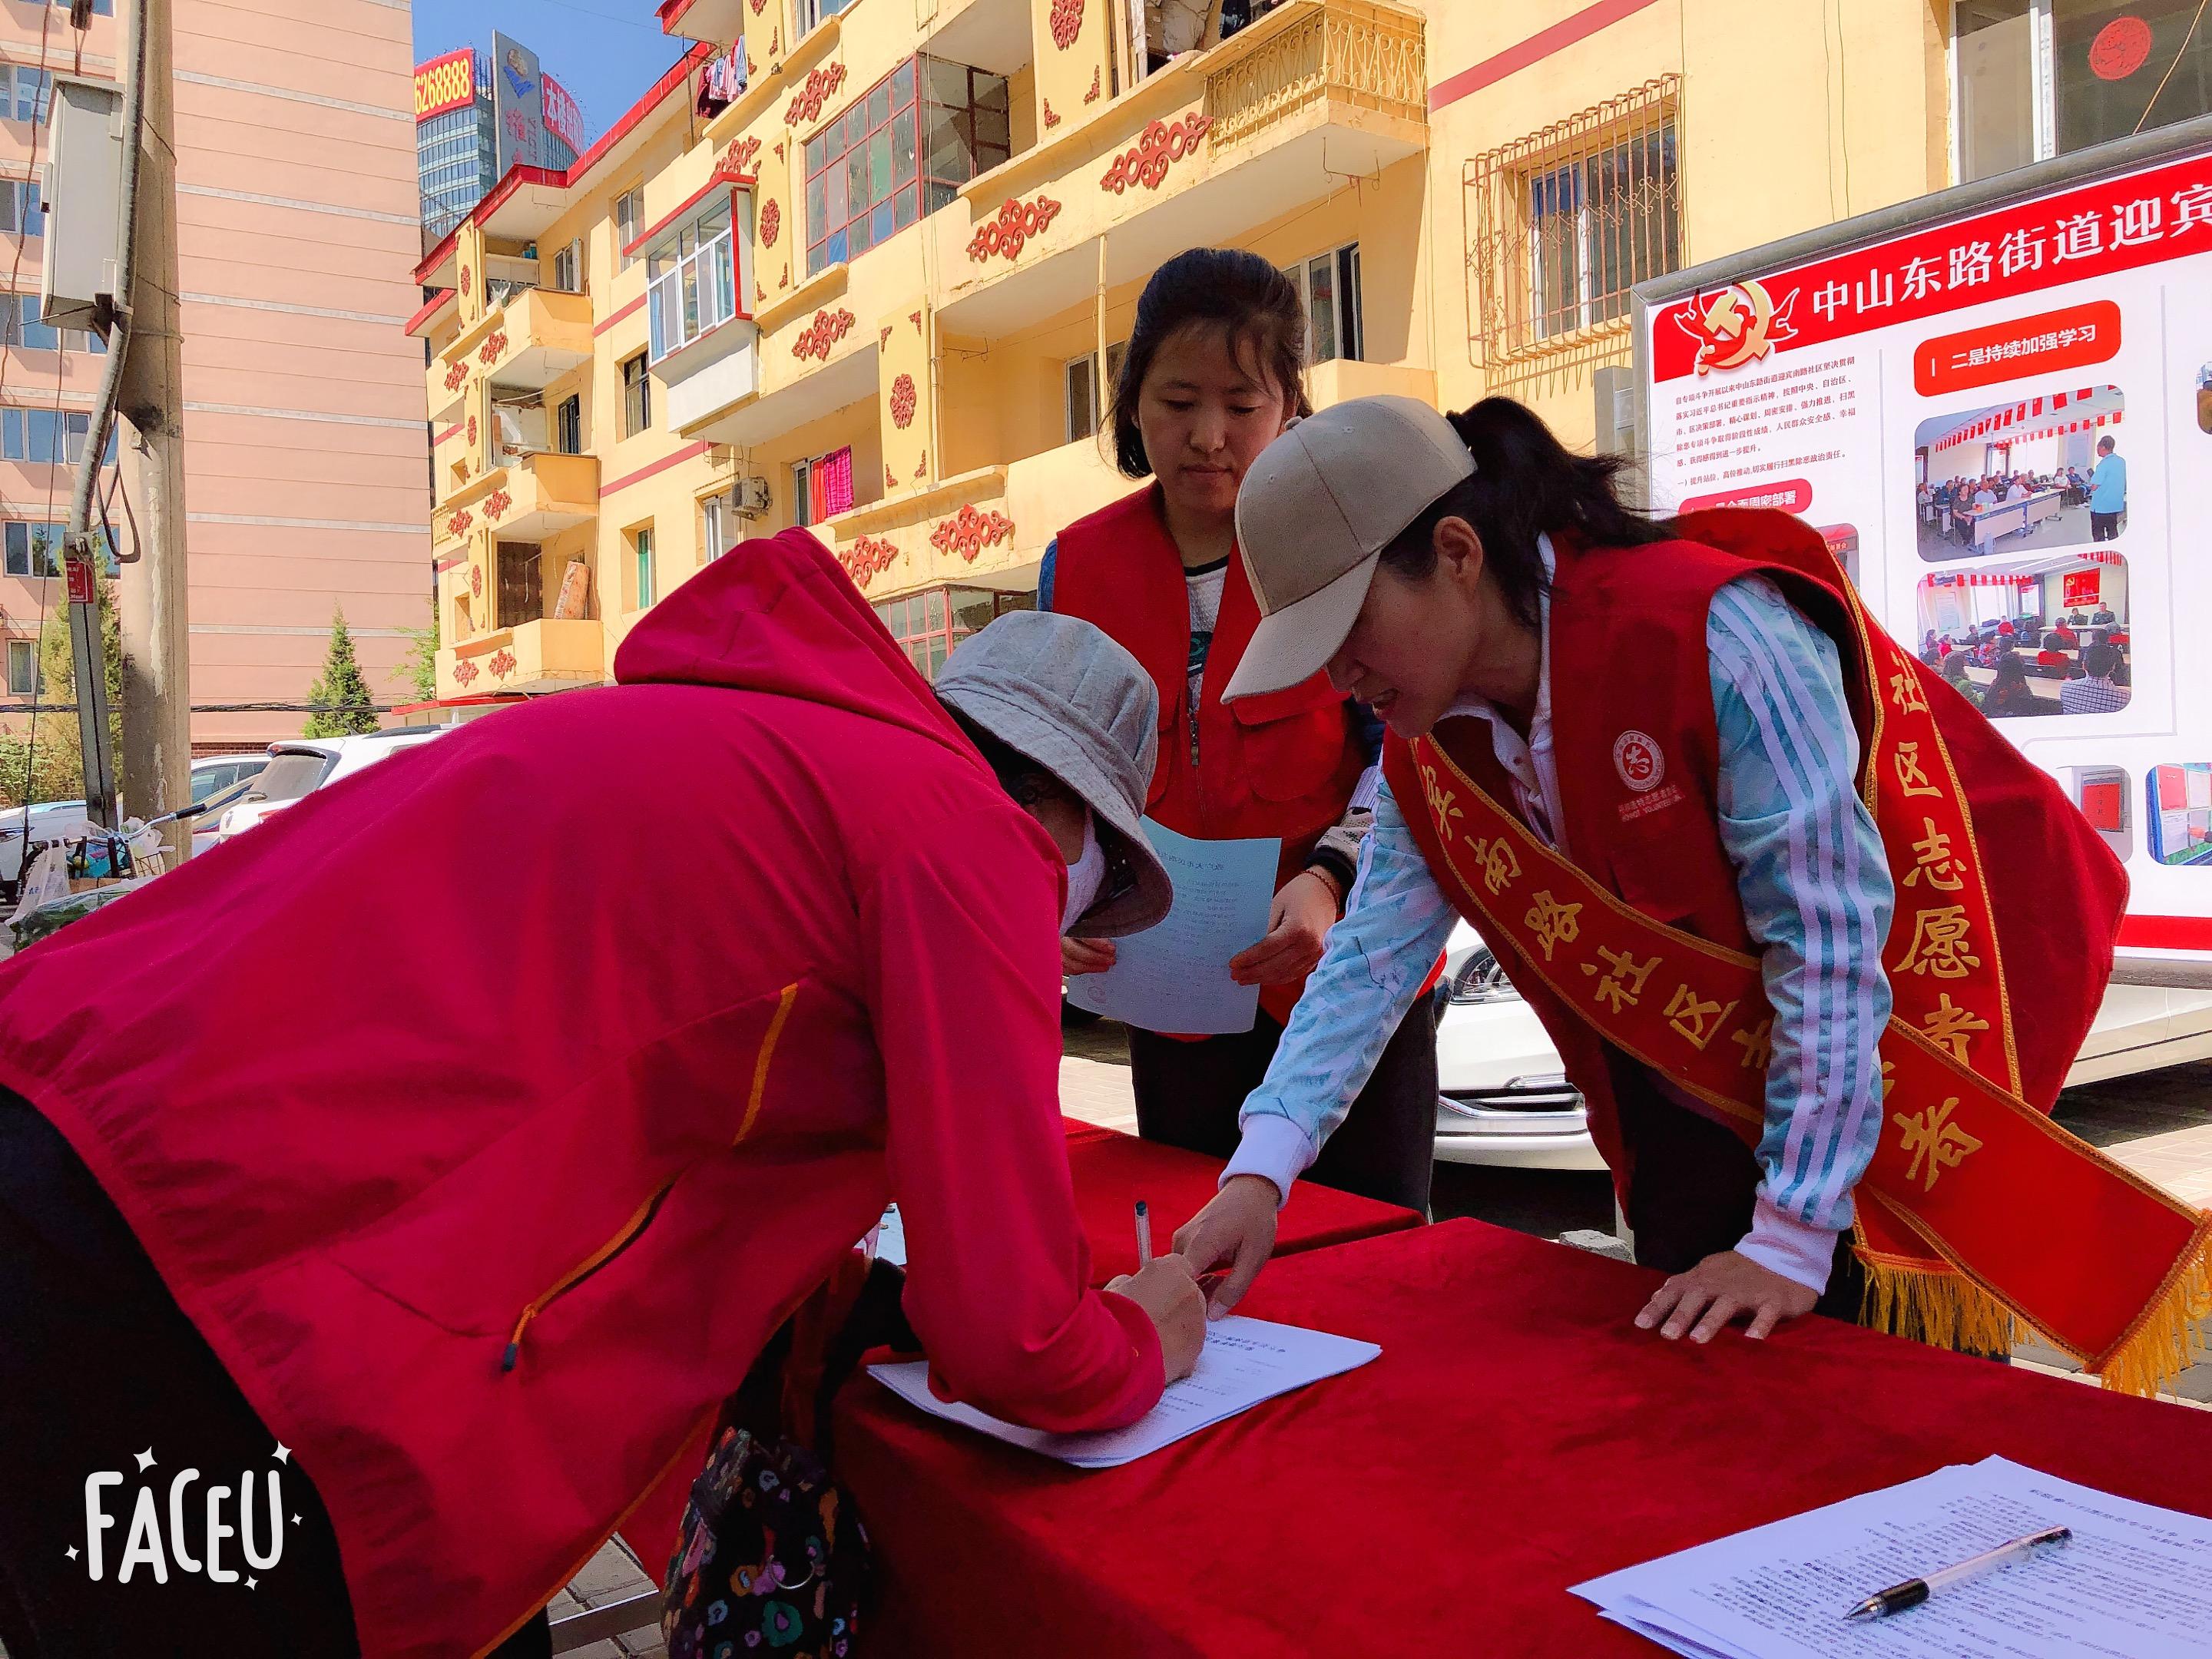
1635, 117, 2212, 968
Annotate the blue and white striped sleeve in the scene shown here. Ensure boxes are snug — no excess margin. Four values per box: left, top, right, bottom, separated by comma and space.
1226, 773, 1459, 1203
1705, 578, 1896, 1293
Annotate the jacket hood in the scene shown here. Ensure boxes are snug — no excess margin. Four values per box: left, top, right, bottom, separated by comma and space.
613, 528, 970, 759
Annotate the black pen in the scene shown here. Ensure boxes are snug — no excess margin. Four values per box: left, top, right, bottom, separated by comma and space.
1843, 1525, 2071, 1620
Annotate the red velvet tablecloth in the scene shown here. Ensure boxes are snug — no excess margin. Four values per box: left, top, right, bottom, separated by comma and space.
1058, 1117, 1422, 1284
835, 1217, 2212, 1657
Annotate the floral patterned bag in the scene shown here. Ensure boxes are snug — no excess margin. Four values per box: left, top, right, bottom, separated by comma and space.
659, 1425, 866, 1659
661, 1256, 910, 1659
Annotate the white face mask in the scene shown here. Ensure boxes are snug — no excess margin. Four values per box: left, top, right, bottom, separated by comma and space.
1061, 813, 1107, 934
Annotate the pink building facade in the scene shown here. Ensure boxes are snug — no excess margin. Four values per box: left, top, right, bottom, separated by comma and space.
0, 0, 431, 760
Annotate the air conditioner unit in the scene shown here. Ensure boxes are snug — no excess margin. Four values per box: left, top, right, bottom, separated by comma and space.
737, 475, 772, 517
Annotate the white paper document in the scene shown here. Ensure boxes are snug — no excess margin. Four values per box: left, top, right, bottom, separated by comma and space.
1574, 1455, 2212, 1659
866, 1315, 1379, 1469
1063, 820, 1281, 1035
867, 1204, 906, 1267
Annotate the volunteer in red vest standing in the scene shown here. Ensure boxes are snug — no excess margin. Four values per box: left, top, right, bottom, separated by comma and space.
0, 532, 1207, 1658
1174, 397, 2209, 1396
1041, 249, 1438, 1214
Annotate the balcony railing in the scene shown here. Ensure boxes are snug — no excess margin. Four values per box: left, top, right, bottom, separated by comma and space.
439, 617, 604, 699
1204, 0, 1426, 151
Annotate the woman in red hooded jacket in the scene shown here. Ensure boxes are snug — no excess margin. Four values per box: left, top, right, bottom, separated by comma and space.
1041, 249, 1438, 1217
0, 533, 1204, 1658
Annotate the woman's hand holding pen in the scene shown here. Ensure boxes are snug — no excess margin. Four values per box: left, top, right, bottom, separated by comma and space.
1106, 1256, 1207, 1382
1229, 871, 1340, 987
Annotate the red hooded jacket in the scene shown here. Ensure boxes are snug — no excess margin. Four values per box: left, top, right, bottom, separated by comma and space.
0, 531, 1161, 1657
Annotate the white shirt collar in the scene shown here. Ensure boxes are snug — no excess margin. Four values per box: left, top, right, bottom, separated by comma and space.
1435, 534, 1562, 847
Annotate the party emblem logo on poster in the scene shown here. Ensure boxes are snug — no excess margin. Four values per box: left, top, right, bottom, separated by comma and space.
1674, 279, 1801, 375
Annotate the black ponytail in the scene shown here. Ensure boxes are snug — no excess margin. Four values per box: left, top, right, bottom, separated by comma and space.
1376, 396, 1668, 628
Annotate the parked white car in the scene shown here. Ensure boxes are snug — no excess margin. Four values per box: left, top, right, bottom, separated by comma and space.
1432, 919, 2212, 1171
211, 728, 449, 846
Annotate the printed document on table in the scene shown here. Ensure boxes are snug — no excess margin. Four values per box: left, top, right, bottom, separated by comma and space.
1063, 820, 1280, 1035
1572, 1455, 2212, 1659
867, 1316, 1378, 1469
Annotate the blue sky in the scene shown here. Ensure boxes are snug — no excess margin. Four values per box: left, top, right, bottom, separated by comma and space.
411, 0, 690, 149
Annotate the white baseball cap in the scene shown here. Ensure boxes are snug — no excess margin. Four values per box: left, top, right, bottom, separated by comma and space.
1224, 396, 1475, 700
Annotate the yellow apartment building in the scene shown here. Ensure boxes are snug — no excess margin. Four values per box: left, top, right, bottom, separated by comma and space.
409, 0, 2204, 698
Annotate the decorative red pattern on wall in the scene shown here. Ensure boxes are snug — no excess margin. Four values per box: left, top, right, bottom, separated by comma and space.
784, 61, 846, 126
727, 134, 762, 174
443, 359, 470, 392
1100, 115, 1211, 194
488, 648, 518, 680
453, 657, 480, 687
914, 451, 928, 480
476, 328, 509, 366
1050, 0, 1084, 49
467, 415, 478, 449
1042, 98, 1061, 129
759, 198, 781, 247
470, 566, 484, 598
460, 263, 472, 294
1084, 65, 1101, 104
966, 195, 1062, 263
484, 488, 513, 522
929, 503, 1015, 563
793, 306, 856, 361
445, 508, 474, 541
840, 534, 900, 587
890, 373, 918, 428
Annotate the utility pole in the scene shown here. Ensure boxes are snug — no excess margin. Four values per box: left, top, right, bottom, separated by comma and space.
114, 0, 191, 857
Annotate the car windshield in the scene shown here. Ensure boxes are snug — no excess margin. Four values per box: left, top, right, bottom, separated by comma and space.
250, 752, 334, 803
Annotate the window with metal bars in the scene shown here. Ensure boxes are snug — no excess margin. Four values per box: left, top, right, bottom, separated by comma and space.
1465, 78, 1683, 366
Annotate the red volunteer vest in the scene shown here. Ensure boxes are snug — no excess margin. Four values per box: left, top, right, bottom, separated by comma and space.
1383, 513, 2124, 1196
1052, 485, 1369, 1026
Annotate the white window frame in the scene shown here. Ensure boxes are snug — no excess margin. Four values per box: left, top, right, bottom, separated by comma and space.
615, 185, 644, 271
800, 0, 858, 33
8, 68, 52, 126
551, 237, 583, 294
0, 177, 41, 240
633, 523, 657, 608
645, 190, 749, 363
1063, 340, 1128, 443
701, 488, 740, 561
6, 637, 35, 697
1283, 244, 1362, 365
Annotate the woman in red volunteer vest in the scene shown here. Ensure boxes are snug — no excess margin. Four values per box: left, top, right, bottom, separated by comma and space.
1174, 395, 2133, 1358
1041, 249, 1439, 1214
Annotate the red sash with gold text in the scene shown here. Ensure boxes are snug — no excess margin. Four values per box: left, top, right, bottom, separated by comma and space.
1396, 568, 2210, 1395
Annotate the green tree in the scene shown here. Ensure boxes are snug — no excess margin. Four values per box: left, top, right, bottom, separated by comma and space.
0, 575, 124, 810
302, 608, 379, 738
399, 611, 439, 704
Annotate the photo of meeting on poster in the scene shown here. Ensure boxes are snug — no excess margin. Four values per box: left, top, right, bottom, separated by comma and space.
1914, 552, 2129, 718
1914, 385, 2127, 561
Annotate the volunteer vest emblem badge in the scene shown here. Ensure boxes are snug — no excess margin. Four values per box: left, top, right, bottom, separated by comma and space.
1613, 730, 1664, 793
